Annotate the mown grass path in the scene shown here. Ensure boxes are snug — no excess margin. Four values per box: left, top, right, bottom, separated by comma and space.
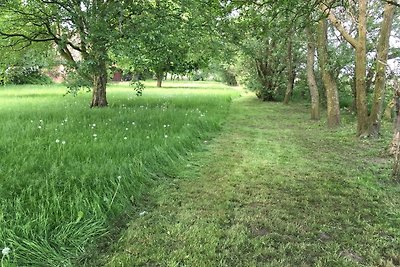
104, 95, 400, 267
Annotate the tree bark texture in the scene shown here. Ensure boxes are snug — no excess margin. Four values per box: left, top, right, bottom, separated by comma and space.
90, 35, 108, 107
368, 2, 396, 137
284, 37, 295, 104
354, 0, 369, 136
306, 27, 320, 120
320, 0, 368, 135
316, 19, 340, 128
391, 80, 400, 180
90, 62, 108, 108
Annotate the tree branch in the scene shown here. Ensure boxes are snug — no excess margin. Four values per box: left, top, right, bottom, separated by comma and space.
0, 31, 55, 43
382, 0, 400, 8
319, 3, 358, 48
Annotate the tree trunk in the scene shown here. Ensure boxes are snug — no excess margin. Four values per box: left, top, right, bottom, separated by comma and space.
156, 71, 163, 87
354, 0, 369, 136
316, 19, 340, 128
284, 37, 295, 104
306, 27, 320, 120
391, 80, 400, 180
90, 59, 108, 108
368, 2, 395, 137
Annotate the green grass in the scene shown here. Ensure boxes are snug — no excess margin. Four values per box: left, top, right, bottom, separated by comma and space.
0, 81, 239, 266
103, 96, 400, 267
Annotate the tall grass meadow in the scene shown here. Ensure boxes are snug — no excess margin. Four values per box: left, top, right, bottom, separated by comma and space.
0, 81, 238, 266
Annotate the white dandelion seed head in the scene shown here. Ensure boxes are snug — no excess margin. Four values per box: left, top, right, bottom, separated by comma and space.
55, 139, 60, 143
38, 126, 42, 129
92, 124, 96, 127
2, 247, 11, 256
124, 137, 128, 140
61, 141, 66, 145
164, 135, 168, 138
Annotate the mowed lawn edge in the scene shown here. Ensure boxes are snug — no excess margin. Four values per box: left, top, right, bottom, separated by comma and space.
0, 81, 239, 266
103, 95, 400, 267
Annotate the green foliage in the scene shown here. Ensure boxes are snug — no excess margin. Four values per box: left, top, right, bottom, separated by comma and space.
130, 80, 145, 96
111, 0, 224, 83
2, 66, 53, 85
0, 1, 126, 94
0, 81, 238, 266
0, 41, 56, 85
210, 64, 238, 86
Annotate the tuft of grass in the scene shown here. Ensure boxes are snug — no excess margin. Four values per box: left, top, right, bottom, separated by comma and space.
104, 96, 400, 267
0, 81, 239, 266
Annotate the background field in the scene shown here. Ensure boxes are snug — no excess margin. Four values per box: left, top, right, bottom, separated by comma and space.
0, 81, 239, 266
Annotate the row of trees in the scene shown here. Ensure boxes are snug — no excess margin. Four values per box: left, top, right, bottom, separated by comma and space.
0, 0, 223, 106
1, 0, 399, 139
220, 0, 399, 138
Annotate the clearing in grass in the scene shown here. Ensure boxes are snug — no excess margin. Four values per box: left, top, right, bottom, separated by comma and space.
103, 95, 400, 266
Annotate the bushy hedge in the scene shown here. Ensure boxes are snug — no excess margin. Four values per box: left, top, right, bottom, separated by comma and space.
1, 66, 53, 85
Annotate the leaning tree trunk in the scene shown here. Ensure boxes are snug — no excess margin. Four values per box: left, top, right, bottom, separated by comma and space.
320, 0, 369, 135
90, 59, 108, 108
306, 27, 320, 120
316, 19, 340, 128
284, 37, 295, 105
368, 2, 395, 137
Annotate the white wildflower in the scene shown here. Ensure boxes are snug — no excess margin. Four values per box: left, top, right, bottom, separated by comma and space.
2, 247, 11, 256
93, 134, 97, 137
164, 135, 168, 138
61, 141, 66, 145
38, 125, 42, 129
55, 139, 60, 143
139, 211, 148, 216
124, 137, 128, 140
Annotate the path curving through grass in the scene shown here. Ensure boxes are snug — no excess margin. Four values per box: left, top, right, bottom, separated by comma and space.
104, 95, 400, 267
